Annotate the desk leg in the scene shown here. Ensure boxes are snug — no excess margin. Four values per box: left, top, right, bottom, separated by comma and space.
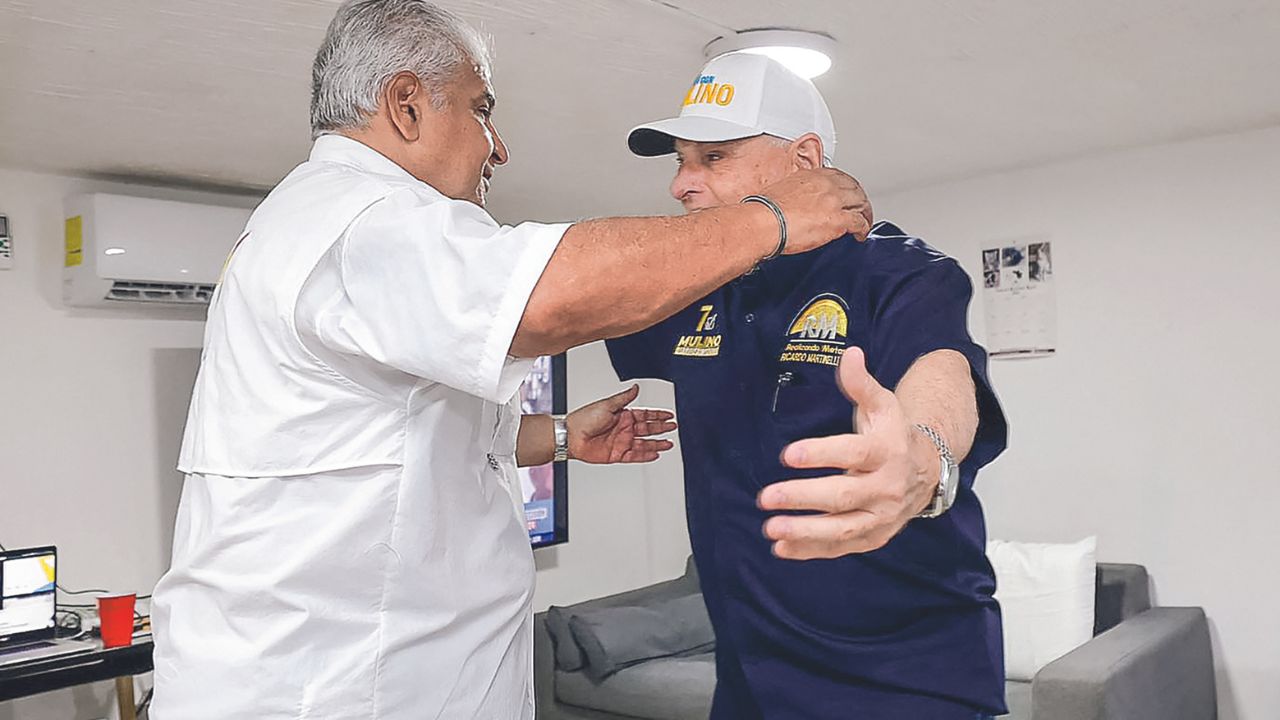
115, 675, 137, 720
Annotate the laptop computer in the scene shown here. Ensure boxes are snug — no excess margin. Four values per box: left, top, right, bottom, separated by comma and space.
0, 546, 96, 667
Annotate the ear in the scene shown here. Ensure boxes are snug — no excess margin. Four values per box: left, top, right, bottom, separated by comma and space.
383, 71, 426, 142
791, 133, 825, 170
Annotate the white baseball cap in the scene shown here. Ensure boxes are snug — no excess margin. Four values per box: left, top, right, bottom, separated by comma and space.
628, 52, 837, 165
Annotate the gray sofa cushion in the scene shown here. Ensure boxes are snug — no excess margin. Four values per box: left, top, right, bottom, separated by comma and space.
1003, 680, 1032, 719
545, 605, 586, 672
545, 566, 703, 673
568, 593, 715, 681
556, 651, 716, 720
1031, 607, 1215, 720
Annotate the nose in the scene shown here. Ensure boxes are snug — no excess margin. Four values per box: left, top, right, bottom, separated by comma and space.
490, 121, 510, 167
669, 165, 703, 204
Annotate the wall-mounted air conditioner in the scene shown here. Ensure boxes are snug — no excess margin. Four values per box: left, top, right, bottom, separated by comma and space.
63, 193, 252, 308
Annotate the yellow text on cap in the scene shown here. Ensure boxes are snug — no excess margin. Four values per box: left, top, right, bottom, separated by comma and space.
682, 75, 735, 107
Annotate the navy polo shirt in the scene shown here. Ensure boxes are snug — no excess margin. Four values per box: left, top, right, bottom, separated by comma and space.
606, 222, 1009, 719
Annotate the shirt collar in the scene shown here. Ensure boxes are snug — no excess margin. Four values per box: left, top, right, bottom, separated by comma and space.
308, 134, 421, 184
747, 224, 893, 296
735, 243, 828, 297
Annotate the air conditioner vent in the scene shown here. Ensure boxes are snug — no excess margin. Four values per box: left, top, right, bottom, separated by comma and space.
106, 280, 216, 305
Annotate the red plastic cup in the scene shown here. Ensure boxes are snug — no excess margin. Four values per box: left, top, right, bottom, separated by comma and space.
98, 594, 136, 648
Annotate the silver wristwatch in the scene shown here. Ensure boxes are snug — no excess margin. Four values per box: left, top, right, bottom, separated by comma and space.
552, 415, 569, 463
914, 424, 959, 519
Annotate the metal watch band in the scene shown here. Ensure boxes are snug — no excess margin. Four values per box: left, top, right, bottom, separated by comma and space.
552, 414, 569, 463
913, 423, 957, 519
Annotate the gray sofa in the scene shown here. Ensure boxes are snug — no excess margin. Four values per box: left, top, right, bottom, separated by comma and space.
534, 558, 1216, 720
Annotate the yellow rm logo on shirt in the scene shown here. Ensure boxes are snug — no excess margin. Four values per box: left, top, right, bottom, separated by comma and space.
779, 295, 849, 367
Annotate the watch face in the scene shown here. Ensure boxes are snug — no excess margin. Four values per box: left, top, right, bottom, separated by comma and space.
943, 464, 960, 507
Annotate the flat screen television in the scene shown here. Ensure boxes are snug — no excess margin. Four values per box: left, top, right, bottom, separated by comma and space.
517, 354, 568, 548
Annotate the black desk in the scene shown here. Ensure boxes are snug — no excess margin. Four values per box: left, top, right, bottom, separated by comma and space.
0, 638, 153, 708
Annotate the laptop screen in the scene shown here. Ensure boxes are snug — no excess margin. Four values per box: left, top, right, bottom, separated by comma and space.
0, 547, 57, 643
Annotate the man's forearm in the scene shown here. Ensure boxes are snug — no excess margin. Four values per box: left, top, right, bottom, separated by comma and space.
512, 205, 777, 357
516, 414, 555, 468
895, 350, 980, 496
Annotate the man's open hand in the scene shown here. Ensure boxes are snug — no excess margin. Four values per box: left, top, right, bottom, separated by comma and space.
567, 385, 677, 464
758, 348, 939, 560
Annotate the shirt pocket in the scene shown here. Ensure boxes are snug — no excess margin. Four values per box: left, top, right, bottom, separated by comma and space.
767, 371, 855, 447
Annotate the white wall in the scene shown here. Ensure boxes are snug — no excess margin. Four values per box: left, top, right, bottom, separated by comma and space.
874, 125, 1280, 720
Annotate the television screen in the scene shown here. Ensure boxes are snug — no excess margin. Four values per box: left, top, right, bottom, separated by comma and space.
517, 354, 568, 548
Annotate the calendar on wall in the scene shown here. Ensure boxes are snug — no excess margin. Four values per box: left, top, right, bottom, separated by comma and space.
981, 240, 1056, 359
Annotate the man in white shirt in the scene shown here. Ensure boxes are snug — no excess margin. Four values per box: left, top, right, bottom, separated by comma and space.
149, 1, 873, 718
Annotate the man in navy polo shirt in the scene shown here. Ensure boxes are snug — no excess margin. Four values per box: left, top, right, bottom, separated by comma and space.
607, 52, 1009, 719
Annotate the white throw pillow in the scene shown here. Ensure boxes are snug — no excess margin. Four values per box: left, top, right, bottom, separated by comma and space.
987, 536, 1097, 681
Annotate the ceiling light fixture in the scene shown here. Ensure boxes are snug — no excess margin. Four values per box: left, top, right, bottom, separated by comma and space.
703, 29, 836, 80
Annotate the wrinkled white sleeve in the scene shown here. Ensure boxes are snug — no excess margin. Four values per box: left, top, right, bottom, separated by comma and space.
319, 187, 568, 404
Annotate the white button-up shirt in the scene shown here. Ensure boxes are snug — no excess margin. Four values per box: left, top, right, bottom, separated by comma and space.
150, 135, 567, 720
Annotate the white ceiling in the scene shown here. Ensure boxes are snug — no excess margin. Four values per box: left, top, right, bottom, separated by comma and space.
1, 0, 1278, 221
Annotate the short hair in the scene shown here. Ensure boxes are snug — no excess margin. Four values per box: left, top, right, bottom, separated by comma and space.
309, 0, 492, 138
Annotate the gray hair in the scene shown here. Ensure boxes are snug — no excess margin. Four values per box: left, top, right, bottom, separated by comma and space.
310, 0, 492, 138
